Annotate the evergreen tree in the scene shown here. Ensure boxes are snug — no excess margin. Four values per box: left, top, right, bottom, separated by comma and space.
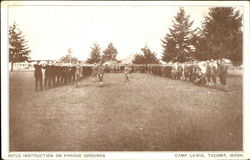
132, 54, 144, 64
202, 7, 242, 64
132, 46, 159, 64
102, 43, 118, 62
86, 43, 102, 64
192, 29, 209, 61
161, 38, 177, 62
162, 8, 197, 62
9, 22, 31, 71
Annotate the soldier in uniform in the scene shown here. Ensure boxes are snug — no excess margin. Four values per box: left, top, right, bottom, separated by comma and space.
44, 61, 52, 88
96, 62, 104, 85
191, 60, 198, 82
124, 64, 130, 82
184, 62, 190, 81
54, 62, 61, 86
75, 63, 82, 88
92, 63, 98, 82
51, 62, 56, 87
205, 60, 212, 86
70, 64, 76, 82
210, 60, 217, 88
34, 61, 43, 91
217, 59, 229, 91
61, 64, 67, 84
177, 62, 184, 80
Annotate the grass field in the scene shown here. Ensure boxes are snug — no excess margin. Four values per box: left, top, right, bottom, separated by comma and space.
9, 71, 242, 151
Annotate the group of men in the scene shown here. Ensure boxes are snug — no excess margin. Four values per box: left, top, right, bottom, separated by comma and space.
103, 64, 125, 73
168, 59, 229, 90
34, 61, 92, 91
91, 62, 134, 83
34, 58, 229, 91
137, 59, 229, 91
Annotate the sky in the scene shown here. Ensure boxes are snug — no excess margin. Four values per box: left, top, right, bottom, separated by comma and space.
7, 4, 222, 61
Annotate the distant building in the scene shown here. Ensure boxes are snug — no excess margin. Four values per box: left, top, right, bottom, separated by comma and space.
119, 54, 136, 64
9, 60, 54, 71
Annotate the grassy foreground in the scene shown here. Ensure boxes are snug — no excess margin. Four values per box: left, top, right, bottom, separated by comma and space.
9, 71, 242, 151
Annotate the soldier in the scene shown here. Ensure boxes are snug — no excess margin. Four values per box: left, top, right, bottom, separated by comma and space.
54, 62, 61, 86
171, 62, 178, 79
75, 63, 82, 88
70, 64, 76, 82
194, 62, 206, 85
205, 60, 212, 86
217, 59, 229, 91
44, 61, 52, 88
51, 62, 56, 87
92, 63, 98, 82
124, 64, 131, 82
96, 62, 104, 85
61, 64, 68, 84
191, 60, 198, 82
34, 61, 43, 91
184, 62, 190, 81
210, 60, 217, 88
177, 62, 184, 80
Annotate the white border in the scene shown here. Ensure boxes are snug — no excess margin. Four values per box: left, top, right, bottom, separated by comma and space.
1, 1, 250, 160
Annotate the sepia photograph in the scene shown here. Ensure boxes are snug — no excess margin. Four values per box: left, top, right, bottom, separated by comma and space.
1, 1, 250, 160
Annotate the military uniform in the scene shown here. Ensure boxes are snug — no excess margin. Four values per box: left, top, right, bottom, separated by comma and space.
75, 64, 82, 88
124, 65, 130, 82
44, 64, 52, 88
96, 65, 104, 82
34, 64, 43, 91
70, 66, 76, 82
217, 61, 228, 91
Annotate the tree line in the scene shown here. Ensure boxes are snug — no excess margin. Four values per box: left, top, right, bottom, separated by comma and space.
9, 7, 242, 71
151, 7, 242, 64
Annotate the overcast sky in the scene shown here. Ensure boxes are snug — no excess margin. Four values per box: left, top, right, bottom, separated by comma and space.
8, 4, 239, 61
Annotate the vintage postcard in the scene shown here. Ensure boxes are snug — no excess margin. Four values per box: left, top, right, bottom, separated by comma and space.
1, 1, 250, 160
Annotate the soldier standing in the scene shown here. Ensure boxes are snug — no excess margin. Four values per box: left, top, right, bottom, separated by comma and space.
75, 63, 82, 88
51, 62, 56, 87
184, 62, 190, 81
210, 60, 217, 88
34, 61, 43, 91
206, 60, 212, 86
124, 64, 130, 82
217, 59, 229, 91
96, 62, 104, 85
71, 65, 76, 82
44, 62, 49, 88
92, 63, 98, 82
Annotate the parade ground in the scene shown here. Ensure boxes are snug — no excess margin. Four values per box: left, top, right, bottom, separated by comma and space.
9, 71, 242, 151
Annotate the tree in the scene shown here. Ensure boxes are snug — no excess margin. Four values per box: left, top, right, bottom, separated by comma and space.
161, 38, 177, 62
202, 7, 242, 64
191, 29, 209, 61
162, 8, 197, 62
9, 22, 31, 71
86, 43, 102, 64
132, 54, 145, 64
132, 46, 159, 64
59, 54, 79, 63
102, 43, 118, 62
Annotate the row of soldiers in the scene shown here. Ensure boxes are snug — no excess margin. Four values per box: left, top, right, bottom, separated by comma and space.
95, 60, 228, 90
103, 64, 125, 73
34, 59, 229, 91
128, 59, 229, 91
34, 61, 93, 91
